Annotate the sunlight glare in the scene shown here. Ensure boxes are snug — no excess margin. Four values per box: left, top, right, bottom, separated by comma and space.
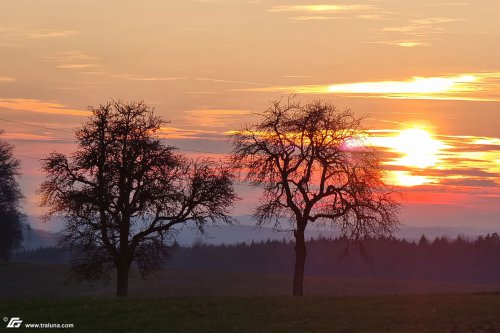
370, 127, 446, 173
328, 75, 477, 95
386, 171, 433, 187
396, 128, 444, 168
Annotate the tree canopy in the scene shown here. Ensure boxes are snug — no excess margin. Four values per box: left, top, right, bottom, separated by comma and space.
0, 131, 24, 261
40, 100, 237, 296
231, 98, 400, 295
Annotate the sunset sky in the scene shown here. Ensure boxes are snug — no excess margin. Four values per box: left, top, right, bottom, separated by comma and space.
0, 0, 499, 231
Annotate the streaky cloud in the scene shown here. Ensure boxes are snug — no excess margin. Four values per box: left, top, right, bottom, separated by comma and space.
0, 98, 89, 116
242, 72, 500, 101
0, 28, 77, 41
57, 64, 98, 69
25, 30, 76, 39
290, 16, 336, 21
268, 4, 374, 13
113, 74, 187, 81
157, 126, 225, 140
368, 40, 430, 47
183, 109, 251, 128
195, 77, 268, 86
0, 132, 61, 141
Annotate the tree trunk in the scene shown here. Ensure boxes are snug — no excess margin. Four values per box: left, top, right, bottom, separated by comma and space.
116, 260, 130, 297
117, 215, 131, 298
293, 226, 307, 296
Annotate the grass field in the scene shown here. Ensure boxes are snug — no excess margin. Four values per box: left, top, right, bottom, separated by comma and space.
1, 294, 500, 332
2, 263, 500, 332
2, 263, 500, 298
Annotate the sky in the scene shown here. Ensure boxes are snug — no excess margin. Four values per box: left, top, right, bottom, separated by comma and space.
0, 0, 499, 232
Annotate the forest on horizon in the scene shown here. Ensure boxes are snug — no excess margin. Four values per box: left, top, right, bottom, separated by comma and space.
15, 233, 500, 286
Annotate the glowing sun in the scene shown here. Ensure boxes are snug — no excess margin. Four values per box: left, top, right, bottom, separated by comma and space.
391, 128, 444, 169
371, 127, 445, 187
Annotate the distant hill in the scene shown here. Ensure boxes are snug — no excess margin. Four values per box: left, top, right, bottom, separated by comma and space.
20, 214, 498, 250
174, 215, 500, 245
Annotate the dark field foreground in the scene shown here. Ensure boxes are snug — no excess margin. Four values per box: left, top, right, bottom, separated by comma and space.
2, 263, 500, 298
1, 295, 500, 332
2, 264, 500, 332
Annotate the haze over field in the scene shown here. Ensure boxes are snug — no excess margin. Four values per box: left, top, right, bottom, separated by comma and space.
0, 0, 499, 233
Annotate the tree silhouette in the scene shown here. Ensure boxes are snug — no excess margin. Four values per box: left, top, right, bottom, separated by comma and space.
231, 98, 400, 295
0, 131, 24, 261
40, 100, 237, 297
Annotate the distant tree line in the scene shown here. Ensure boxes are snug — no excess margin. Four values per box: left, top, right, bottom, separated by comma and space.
15, 233, 500, 285
161, 234, 500, 284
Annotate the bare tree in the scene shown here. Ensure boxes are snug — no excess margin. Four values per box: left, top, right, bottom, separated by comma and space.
0, 131, 24, 261
40, 101, 237, 297
231, 98, 400, 296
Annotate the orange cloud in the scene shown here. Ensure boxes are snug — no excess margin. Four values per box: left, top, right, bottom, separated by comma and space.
157, 126, 222, 140
290, 16, 336, 21
268, 4, 378, 21
0, 98, 89, 116
0, 132, 59, 141
57, 64, 97, 69
110, 74, 186, 81
368, 40, 430, 48
369, 129, 500, 188
184, 109, 251, 128
24, 30, 76, 39
268, 5, 373, 13
243, 73, 500, 101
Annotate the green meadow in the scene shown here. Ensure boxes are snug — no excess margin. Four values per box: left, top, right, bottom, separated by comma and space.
1, 263, 500, 332
1, 294, 500, 333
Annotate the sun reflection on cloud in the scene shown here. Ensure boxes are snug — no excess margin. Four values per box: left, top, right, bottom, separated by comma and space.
372, 128, 446, 169
227, 125, 499, 188
370, 128, 500, 188
268, 5, 373, 13
385, 170, 434, 187
369, 128, 445, 186
396, 42, 429, 48
327, 75, 477, 95
244, 73, 500, 101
